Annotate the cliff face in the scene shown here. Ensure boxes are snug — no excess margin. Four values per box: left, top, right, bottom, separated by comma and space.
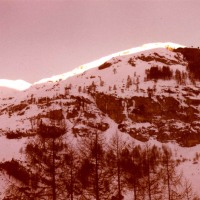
94, 91, 200, 146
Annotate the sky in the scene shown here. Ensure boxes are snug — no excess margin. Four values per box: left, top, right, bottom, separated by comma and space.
0, 0, 200, 83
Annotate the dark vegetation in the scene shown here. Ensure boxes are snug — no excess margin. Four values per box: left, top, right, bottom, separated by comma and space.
0, 159, 29, 185
145, 66, 173, 80
174, 47, 200, 80
1, 124, 197, 200
128, 58, 136, 67
137, 53, 179, 65
6, 131, 35, 139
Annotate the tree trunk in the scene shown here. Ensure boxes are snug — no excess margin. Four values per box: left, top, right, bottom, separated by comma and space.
52, 138, 56, 200
146, 147, 151, 200
95, 132, 99, 200
70, 154, 74, 200
166, 157, 171, 200
133, 179, 137, 200
116, 135, 121, 200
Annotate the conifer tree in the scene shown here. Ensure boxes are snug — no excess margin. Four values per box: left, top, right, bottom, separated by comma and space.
113, 85, 117, 90
126, 75, 132, 89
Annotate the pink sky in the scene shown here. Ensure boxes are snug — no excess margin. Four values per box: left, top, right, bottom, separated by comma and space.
0, 0, 200, 83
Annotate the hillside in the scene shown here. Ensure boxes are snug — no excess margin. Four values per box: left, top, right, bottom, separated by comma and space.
0, 42, 200, 199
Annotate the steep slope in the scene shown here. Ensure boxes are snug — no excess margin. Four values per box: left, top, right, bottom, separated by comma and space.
0, 43, 199, 145
0, 42, 200, 197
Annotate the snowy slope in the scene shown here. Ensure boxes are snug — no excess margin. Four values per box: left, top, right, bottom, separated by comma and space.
1, 42, 197, 134
0, 79, 31, 91
0, 42, 200, 197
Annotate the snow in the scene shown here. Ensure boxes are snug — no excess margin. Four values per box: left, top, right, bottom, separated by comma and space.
0, 136, 26, 161
0, 42, 187, 102
0, 42, 195, 135
0, 42, 200, 198
33, 42, 185, 84
0, 79, 31, 91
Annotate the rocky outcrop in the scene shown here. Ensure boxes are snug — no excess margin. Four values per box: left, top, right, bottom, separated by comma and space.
95, 92, 125, 123
93, 92, 200, 146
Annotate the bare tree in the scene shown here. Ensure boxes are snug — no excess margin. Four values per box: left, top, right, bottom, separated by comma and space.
78, 130, 111, 200
161, 145, 182, 200
4, 122, 66, 200
142, 144, 163, 200
107, 132, 128, 199
120, 144, 144, 200
62, 143, 82, 200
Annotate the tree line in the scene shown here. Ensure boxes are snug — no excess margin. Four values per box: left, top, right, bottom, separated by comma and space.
1, 123, 198, 200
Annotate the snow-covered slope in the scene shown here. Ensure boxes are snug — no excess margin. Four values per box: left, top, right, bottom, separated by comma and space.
0, 42, 200, 197
0, 79, 31, 91
34, 42, 185, 84
1, 42, 197, 133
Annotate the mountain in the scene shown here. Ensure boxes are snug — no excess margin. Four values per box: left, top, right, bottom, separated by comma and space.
0, 42, 200, 198
0, 79, 31, 91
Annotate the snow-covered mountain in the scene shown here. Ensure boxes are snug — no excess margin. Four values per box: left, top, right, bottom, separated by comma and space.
0, 42, 200, 198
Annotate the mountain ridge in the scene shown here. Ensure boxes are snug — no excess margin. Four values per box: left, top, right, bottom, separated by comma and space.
0, 42, 185, 91
0, 42, 199, 141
